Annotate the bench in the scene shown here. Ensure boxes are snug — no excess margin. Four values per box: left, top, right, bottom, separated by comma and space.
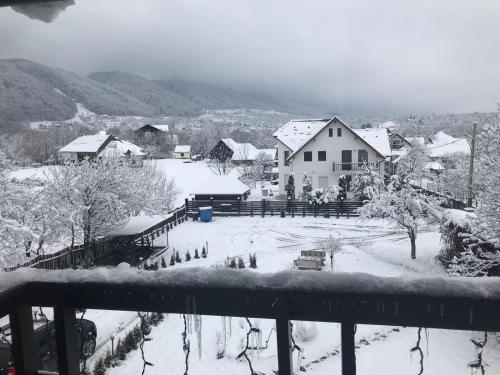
301, 250, 326, 265
293, 256, 322, 271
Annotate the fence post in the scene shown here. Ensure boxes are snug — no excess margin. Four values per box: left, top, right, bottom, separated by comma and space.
261, 199, 265, 217
10, 306, 37, 375
314, 204, 317, 218
302, 203, 305, 217
237, 198, 241, 216
54, 306, 80, 375
341, 321, 356, 375
185, 198, 189, 213
287, 198, 291, 215
276, 317, 293, 375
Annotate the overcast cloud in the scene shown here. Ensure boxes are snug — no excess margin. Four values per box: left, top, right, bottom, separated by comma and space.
1, 0, 500, 115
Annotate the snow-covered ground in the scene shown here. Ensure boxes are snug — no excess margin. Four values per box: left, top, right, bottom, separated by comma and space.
94, 217, 499, 375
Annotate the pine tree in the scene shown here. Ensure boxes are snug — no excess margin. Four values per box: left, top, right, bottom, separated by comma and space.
238, 257, 245, 268
301, 172, 313, 201
201, 246, 207, 258
170, 254, 175, 266
194, 248, 200, 259
286, 173, 295, 199
249, 253, 257, 268
229, 258, 237, 268
337, 175, 347, 200
175, 250, 182, 263
93, 359, 106, 375
185, 250, 191, 261
161, 257, 167, 268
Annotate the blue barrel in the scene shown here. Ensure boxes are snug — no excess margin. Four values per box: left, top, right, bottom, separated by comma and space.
199, 206, 213, 222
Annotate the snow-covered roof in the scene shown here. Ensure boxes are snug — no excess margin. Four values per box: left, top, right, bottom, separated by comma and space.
101, 139, 145, 157
174, 145, 191, 153
220, 139, 274, 161
191, 175, 250, 196
273, 118, 389, 158
58, 133, 113, 153
406, 137, 425, 147
273, 119, 331, 153
352, 128, 392, 157
426, 131, 470, 158
108, 214, 173, 236
150, 124, 170, 132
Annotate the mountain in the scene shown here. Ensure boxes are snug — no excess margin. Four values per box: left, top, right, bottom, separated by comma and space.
0, 59, 317, 133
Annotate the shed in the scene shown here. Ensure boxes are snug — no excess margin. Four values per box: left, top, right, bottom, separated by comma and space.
172, 145, 191, 159
191, 175, 251, 200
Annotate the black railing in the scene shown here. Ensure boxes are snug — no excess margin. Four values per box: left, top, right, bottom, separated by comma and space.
1, 269, 499, 375
332, 162, 380, 172
186, 199, 363, 217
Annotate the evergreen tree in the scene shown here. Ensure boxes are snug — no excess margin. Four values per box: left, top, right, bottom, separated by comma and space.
175, 250, 182, 263
169, 254, 175, 266
337, 175, 347, 200
194, 248, 200, 259
286, 173, 296, 199
185, 250, 191, 261
201, 246, 207, 258
249, 253, 257, 268
238, 256, 245, 268
152, 261, 159, 270
229, 258, 237, 268
350, 162, 384, 201
161, 257, 167, 268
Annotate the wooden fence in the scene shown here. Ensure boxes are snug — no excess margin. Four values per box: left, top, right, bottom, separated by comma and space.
2, 205, 188, 272
186, 199, 363, 218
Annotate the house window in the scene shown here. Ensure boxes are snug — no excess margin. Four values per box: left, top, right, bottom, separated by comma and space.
318, 176, 329, 189
181, 153, 184, 157
284, 150, 290, 166
342, 150, 352, 170
318, 151, 326, 161
304, 151, 312, 162
358, 149, 368, 166
329, 128, 333, 137
337, 128, 342, 137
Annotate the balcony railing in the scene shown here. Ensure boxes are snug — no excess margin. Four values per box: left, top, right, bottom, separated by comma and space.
332, 162, 380, 172
1, 269, 500, 375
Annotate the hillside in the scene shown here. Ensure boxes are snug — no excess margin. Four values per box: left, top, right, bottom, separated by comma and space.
0, 59, 315, 133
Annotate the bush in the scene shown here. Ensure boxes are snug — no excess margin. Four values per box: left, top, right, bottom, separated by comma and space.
201, 246, 207, 258
161, 257, 167, 268
228, 258, 237, 268
103, 349, 113, 368
249, 253, 257, 269
170, 254, 175, 266
238, 257, 245, 268
185, 250, 191, 261
115, 339, 126, 360
194, 248, 200, 259
175, 251, 182, 263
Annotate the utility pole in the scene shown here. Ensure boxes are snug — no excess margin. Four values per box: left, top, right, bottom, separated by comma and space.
467, 122, 477, 208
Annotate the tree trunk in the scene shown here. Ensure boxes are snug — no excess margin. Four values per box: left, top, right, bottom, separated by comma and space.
409, 228, 417, 259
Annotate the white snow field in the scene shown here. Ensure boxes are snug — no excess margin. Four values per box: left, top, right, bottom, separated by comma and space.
96, 217, 499, 375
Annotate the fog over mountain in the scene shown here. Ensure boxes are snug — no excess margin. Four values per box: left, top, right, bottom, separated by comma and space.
1, 0, 500, 116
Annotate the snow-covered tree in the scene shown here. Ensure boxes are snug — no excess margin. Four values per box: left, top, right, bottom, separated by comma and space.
286, 173, 295, 199
350, 162, 385, 201
300, 173, 312, 201
396, 141, 427, 183
43, 157, 178, 265
250, 151, 272, 183
308, 185, 340, 206
208, 156, 232, 176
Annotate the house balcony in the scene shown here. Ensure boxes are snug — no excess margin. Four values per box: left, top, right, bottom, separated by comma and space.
332, 162, 380, 172
1, 269, 499, 375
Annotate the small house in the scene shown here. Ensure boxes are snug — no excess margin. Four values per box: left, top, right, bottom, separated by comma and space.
209, 138, 277, 165
190, 175, 251, 201
172, 145, 191, 159
134, 124, 178, 145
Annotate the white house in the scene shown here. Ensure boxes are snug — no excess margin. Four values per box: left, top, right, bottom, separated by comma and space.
273, 117, 390, 197
58, 132, 145, 166
172, 145, 191, 159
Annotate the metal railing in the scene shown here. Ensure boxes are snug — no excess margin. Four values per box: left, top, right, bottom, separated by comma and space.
1, 269, 499, 375
332, 162, 380, 172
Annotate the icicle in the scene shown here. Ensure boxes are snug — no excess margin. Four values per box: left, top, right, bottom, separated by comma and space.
425, 328, 429, 358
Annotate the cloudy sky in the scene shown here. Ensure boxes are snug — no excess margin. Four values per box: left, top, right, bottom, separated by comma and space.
1, 0, 500, 115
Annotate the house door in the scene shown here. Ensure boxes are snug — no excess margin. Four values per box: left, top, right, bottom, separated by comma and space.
341, 150, 352, 170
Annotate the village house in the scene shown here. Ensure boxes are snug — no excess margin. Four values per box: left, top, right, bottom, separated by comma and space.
134, 124, 178, 146
273, 117, 391, 197
209, 138, 277, 165
172, 145, 191, 159
57, 132, 145, 166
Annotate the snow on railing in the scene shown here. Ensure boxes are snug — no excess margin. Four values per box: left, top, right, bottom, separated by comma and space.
1, 268, 500, 375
